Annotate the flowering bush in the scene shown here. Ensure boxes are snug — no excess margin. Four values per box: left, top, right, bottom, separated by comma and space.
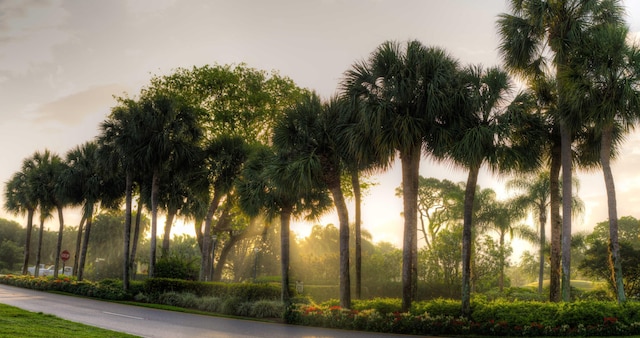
286, 301, 640, 336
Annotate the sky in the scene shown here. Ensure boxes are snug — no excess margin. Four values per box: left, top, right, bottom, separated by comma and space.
1, 0, 640, 254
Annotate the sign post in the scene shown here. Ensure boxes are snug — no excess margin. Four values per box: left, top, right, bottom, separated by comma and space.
60, 250, 70, 275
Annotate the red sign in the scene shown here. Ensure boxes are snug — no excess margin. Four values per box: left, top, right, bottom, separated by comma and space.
60, 250, 70, 262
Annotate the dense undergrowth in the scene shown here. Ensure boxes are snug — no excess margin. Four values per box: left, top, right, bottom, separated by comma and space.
1, 274, 638, 336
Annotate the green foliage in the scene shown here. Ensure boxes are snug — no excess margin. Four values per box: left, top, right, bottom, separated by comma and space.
0, 239, 22, 272
142, 278, 280, 301
154, 256, 199, 280
250, 300, 285, 318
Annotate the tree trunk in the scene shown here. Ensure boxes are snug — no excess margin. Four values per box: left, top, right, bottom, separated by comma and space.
560, 122, 572, 302
21, 209, 34, 275
53, 205, 65, 278
499, 233, 505, 292
35, 215, 45, 277
400, 146, 420, 312
161, 210, 176, 257
461, 164, 480, 318
200, 190, 223, 281
538, 205, 547, 294
351, 172, 362, 299
123, 172, 133, 291
129, 199, 142, 278
78, 204, 94, 281
601, 125, 626, 303
549, 141, 562, 302
149, 170, 160, 277
212, 232, 239, 282
280, 206, 292, 305
195, 218, 204, 255
329, 178, 351, 309
73, 216, 86, 276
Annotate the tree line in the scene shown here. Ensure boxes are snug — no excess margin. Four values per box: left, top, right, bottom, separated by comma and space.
4, 0, 640, 317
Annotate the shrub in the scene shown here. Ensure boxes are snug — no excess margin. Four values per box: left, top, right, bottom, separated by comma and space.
220, 296, 243, 316
155, 257, 199, 281
251, 300, 285, 318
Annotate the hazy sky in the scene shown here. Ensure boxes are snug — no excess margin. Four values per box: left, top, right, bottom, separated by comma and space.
1, 1, 640, 251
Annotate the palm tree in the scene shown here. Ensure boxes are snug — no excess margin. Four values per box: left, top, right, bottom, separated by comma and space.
237, 145, 331, 304
446, 65, 541, 317
508, 172, 551, 294
272, 93, 353, 308
566, 23, 640, 303
24, 150, 60, 277
63, 141, 122, 280
497, 0, 626, 301
135, 92, 203, 277
342, 40, 459, 311
99, 97, 142, 290
4, 170, 38, 275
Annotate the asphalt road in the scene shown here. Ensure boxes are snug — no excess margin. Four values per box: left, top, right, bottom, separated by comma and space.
0, 285, 416, 338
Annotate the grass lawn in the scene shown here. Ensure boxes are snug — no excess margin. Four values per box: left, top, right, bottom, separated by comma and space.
524, 279, 606, 291
0, 304, 138, 338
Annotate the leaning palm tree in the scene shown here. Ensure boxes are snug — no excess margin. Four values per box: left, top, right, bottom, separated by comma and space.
342, 40, 459, 311
497, 0, 626, 301
566, 23, 640, 303
445, 65, 541, 317
4, 170, 38, 275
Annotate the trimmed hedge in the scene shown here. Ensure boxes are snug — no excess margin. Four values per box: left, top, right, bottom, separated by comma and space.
142, 278, 280, 302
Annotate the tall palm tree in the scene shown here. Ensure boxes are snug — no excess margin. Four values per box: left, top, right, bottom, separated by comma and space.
342, 40, 459, 311
24, 150, 60, 277
497, 0, 626, 301
99, 97, 143, 290
446, 65, 541, 317
4, 170, 38, 275
339, 95, 389, 299
64, 141, 122, 280
135, 92, 203, 277
272, 93, 353, 308
566, 23, 640, 303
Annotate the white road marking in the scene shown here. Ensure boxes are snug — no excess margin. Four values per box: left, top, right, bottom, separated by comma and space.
103, 311, 144, 320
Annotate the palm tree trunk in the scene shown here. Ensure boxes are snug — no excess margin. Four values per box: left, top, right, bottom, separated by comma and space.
601, 125, 626, 303
129, 199, 142, 278
351, 172, 362, 299
538, 206, 547, 294
149, 170, 160, 277
35, 215, 45, 277
400, 146, 420, 312
462, 164, 480, 318
21, 209, 34, 275
200, 190, 223, 281
53, 205, 64, 278
73, 216, 86, 276
329, 179, 351, 309
123, 172, 133, 291
280, 206, 293, 305
499, 233, 505, 292
162, 210, 176, 257
78, 204, 94, 281
549, 141, 562, 302
560, 122, 572, 302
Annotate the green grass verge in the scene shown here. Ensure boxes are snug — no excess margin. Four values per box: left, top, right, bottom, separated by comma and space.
0, 303, 138, 338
